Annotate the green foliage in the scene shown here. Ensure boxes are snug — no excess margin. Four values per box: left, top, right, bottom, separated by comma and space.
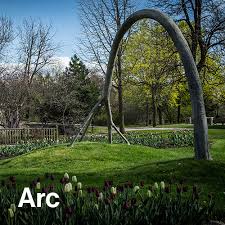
34, 54, 100, 125
168, 131, 194, 147
0, 130, 194, 159
0, 176, 215, 225
85, 130, 194, 148
120, 19, 225, 125
122, 20, 188, 126
0, 139, 68, 158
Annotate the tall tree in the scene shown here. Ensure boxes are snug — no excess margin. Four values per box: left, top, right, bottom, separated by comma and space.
0, 16, 13, 77
148, 0, 225, 73
0, 19, 58, 128
123, 21, 180, 127
34, 55, 100, 130
79, 0, 134, 133
0, 16, 13, 59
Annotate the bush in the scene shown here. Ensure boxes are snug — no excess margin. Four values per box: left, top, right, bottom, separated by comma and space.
0, 174, 215, 225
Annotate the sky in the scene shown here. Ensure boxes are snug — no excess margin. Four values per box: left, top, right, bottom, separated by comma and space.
0, 0, 81, 66
0, 0, 147, 67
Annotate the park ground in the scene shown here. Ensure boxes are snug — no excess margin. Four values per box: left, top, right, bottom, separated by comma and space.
0, 126, 225, 211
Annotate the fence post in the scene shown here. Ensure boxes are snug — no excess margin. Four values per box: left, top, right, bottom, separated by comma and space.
56, 125, 59, 142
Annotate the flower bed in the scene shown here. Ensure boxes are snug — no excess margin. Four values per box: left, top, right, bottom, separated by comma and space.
0, 173, 216, 225
0, 131, 193, 159
0, 138, 69, 159
85, 130, 194, 148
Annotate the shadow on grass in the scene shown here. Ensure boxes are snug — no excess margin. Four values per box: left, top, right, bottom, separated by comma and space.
4, 157, 224, 192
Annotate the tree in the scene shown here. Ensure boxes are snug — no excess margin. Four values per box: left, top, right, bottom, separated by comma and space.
34, 55, 100, 131
0, 16, 13, 85
123, 21, 180, 127
0, 16, 13, 59
148, 0, 225, 73
73, 9, 210, 160
0, 19, 58, 128
18, 19, 58, 87
0, 66, 25, 128
79, 0, 135, 133
201, 55, 225, 117
66, 54, 100, 120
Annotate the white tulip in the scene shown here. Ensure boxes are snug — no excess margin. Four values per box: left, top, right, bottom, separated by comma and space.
64, 183, 73, 192
147, 190, 152, 198
72, 176, 77, 183
64, 173, 69, 179
78, 190, 83, 197
8, 208, 14, 218
154, 182, 159, 190
133, 186, 140, 193
36, 182, 41, 190
160, 181, 165, 190
10, 204, 16, 213
98, 192, 104, 201
77, 182, 82, 190
110, 187, 117, 194
94, 204, 99, 210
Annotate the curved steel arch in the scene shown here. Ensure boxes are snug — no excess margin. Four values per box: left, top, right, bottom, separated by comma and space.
72, 9, 211, 160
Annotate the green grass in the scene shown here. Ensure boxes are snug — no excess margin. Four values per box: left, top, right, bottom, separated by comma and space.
208, 129, 225, 139
0, 129, 225, 210
87, 124, 225, 134
157, 123, 194, 128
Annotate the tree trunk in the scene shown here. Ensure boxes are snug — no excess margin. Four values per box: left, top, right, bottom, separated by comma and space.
177, 97, 181, 123
146, 99, 150, 126
191, 32, 198, 62
151, 88, 157, 127
6, 108, 20, 128
216, 105, 219, 117
117, 49, 125, 134
177, 104, 181, 123
158, 107, 162, 125
62, 107, 67, 135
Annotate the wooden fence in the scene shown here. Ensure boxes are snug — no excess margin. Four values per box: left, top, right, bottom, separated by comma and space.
0, 127, 58, 145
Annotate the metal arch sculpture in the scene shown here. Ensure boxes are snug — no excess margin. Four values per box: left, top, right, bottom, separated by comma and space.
72, 9, 211, 160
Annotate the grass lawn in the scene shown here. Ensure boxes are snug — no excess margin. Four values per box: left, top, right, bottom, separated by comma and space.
0, 129, 225, 211
87, 124, 225, 134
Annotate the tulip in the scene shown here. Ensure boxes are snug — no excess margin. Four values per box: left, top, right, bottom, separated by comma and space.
64, 173, 69, 180
72, 176, 77, 183
77, 182, 82, 190
154, 182, 159, 190
64, 183, 72, 192
78, 190, 83, 197
98, 192, 104, 201
36, 182, 41, 190
68, 182, 72, 190
133, 186, 140, 193
8, 208, 14, 218
147, 190, 152, 198
10, 204, 16, 213
110, 187, 117, 195
94, 204, 99, 210
160, 181, 165, 190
